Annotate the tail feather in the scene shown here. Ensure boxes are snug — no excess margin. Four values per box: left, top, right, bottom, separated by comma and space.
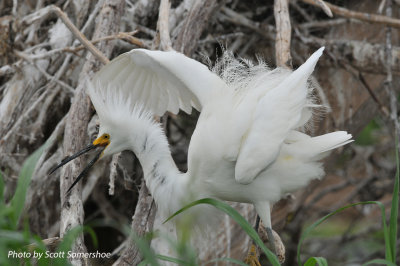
313, 131, 353, 153
289, 131, 353, 160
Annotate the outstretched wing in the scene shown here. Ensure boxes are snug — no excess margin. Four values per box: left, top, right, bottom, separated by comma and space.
90, 49, 227, 116
235, 47, 325, 184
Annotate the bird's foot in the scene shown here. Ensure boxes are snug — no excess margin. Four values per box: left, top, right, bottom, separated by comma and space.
244, 244, 261, 266
258, 226, 285, 264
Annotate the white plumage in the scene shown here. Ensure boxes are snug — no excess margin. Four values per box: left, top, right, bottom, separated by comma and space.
86, 47, 352, 242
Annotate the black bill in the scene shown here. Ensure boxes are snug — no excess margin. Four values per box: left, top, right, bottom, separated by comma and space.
66, 146, 105, 193
48, 143, 105, 194
48, 144, 98, 175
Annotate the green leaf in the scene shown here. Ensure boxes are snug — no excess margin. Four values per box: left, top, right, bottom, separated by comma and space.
164, 198, 280, 266
304, 257, 328, 266
10, 141, 49, 227
362, 258, 397, 266
354, 120, 379, 146
297, 201, 390, 265
388, 130, 399, 262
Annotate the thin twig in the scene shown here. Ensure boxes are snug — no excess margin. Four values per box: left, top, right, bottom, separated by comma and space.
299, 18, 348, 29
14, 50, 75, 95
309, 0, 333, 17
302, 0, 400, 29
50, 5, 110, 64
198, 32, 245, 44
80, 0, 105, 35
24, 5, 110, 64
26, 237, 61, 252
358, 72, 390, 117
20, 31, 144, 60
220, 7, 275, 40
290, 0, 313, 22
384, 0, 400, 138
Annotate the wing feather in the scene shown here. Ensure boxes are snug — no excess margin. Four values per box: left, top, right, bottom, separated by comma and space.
235, 47, 325, 184
132, 69, 146, 100
91, 49, 228, 116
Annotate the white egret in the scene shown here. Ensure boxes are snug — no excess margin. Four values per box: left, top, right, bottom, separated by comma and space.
52, 47, 352, 259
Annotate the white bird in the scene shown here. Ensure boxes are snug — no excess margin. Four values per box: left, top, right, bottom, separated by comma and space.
52, 47, 352, 256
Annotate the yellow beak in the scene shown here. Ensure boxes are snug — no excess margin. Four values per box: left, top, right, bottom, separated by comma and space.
93, 134, 110, 147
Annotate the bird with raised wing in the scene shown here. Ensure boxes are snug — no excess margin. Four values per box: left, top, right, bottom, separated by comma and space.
51, 47, 352, 260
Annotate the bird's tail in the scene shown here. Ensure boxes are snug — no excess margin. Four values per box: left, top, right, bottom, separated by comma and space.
290, 131, 353, 161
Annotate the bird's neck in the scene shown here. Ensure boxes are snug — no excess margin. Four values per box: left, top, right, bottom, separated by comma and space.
130, 120, 187, 217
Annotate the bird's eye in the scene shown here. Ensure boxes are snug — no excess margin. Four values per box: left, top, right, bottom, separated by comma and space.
104, 134, 109, 139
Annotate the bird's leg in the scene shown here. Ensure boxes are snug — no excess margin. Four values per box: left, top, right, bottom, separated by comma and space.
265, 226, 277, 254
254, 202, 277, 253
251, 202, 285, 263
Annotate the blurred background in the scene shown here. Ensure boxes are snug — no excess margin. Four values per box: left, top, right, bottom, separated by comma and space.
0, 0, 399, 265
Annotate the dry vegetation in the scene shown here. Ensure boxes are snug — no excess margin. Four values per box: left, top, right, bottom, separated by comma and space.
0, 0, 399, 265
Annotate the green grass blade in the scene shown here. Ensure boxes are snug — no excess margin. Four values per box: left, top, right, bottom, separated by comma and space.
0, 229, 27, 242
55, 226, 84, 265
10, 141, 49, 227
130, 234, 160, 266
0, 172, 5, 217
297, 201, 390, 265
304, 257, 328, 266
87, 219, 160, 265
155, 254, 188, 264
84, 227, 98, 249
389, 131, 399, 262
362, 258, 397, 266
164, 198, 280, 266
138, 260, 149, 266
0, 171, 4, 203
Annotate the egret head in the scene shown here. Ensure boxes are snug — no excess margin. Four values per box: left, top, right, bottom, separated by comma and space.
48, 127, 129, 193
49, 80, 152, 193
48, 85, 131, 193
95, 121, 131, 158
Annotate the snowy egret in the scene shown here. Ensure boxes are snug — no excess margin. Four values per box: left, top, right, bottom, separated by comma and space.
51, 47, 352, 255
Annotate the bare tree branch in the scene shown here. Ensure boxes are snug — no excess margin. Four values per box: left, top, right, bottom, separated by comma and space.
302, 0, 400, 29
274, 0, 292, 68
174, 0, 220, 56
23, 5, 110, 64
59, 1, 125, 265
157, 0, 173, 51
